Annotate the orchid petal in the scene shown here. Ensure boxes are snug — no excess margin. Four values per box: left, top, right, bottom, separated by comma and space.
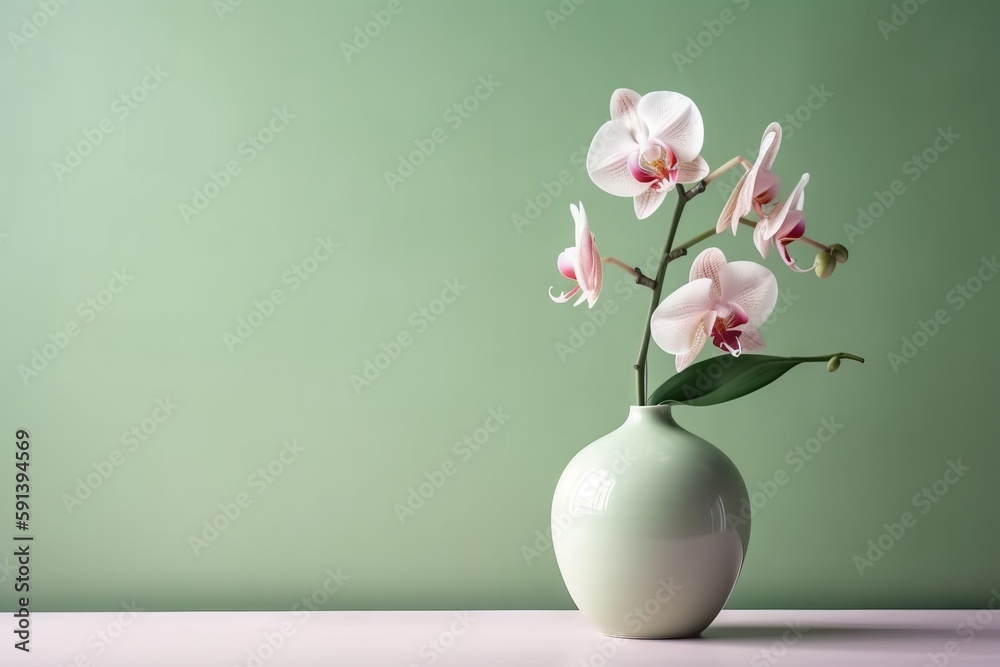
585, 280, 601, 308
674, 155, 710, 184
689, 247, 726, 301
571, 202, 592, 286
783, 218, 806, 241
732, 133, 774, 233
557, 248, 577, 280
787, 172, 808, 210
753, 220, 770, 259
738, 328, 766, 352
587, 122, 647, 197
637, 91, 704, 162
762, 173, 809, 241
758, 122, 782, 171
776, 239, 813, 273
716, 169, 750, 234
674, 325, 708, 372
650, 278, 714, 355
701, 309, 718, 337
717, 261, 778, 329
610, 88, 646, 142
570, 202, 603, 305
549, 285, 580, 303
753, 170, 781, 204
773, 210, 805, 243
634, 185, 670, 220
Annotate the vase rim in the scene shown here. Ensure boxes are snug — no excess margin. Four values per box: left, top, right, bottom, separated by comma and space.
626, 404, 675, 423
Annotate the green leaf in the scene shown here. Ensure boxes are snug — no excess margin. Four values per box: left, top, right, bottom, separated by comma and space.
648, 353, 863, 407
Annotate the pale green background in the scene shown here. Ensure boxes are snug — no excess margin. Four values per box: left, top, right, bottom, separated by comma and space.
0, 0, 997, 612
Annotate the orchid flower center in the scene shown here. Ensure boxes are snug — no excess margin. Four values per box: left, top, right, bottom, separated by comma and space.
710, 306, 749, 357
627, 139, 678, 190
752, 170, 781, 211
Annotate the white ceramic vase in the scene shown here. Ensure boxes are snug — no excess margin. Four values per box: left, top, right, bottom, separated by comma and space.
552, 405, 751, 638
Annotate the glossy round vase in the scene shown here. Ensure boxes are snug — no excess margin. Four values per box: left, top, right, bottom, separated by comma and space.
551, 405, 750, 639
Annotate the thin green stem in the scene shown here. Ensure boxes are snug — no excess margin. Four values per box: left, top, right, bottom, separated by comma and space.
605, 256, 655, 288
635, 185, 687, 405
672, 217, 832, 259
703, 155, 745, 184
604, 256, 637, 276
799, 236, 831, 252
791, 353, 866, 364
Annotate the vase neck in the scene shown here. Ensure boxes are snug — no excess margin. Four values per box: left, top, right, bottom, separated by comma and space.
626, 404, 677, 426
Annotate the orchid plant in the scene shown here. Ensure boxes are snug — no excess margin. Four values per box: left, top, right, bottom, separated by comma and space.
549, 89, 862, 406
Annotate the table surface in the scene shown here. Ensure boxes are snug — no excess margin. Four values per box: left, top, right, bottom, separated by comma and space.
4, 610, 999, 666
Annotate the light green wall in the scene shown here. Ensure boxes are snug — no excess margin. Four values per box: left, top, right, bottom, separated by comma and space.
0, 0, 997, 612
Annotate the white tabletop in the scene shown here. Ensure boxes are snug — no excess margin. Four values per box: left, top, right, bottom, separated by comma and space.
4, 609, 999, 666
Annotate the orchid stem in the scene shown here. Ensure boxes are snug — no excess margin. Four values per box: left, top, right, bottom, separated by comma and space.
603, 256, 636, 275
605, 256, 655, 288
793, 353, 866, 364
684, 155, 745, 203
635, 184, 687, 405
799, 236, 831, 252
703, 155, 746, 184
672, 226, 719, 255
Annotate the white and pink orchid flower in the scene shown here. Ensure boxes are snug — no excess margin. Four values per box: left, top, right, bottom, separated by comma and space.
651, 248, 778, 372
753, 173, 811, 271
587, 89, 710, 220
549, 202, 603, 308
717, 122, 783, 235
